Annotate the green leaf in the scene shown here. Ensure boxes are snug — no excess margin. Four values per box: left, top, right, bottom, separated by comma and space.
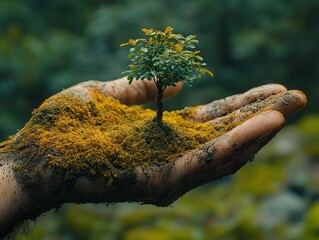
195, 55, 203, 60
127, 75, 134, 84
165, 26, 173, 34
140, 47, 148, 53
142, 28, 153, 35
175, 44, 183, 52
204, 68, 214, 77
120, 42, 129, 47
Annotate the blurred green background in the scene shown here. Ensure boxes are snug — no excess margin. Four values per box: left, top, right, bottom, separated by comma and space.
0, 0, 318, 239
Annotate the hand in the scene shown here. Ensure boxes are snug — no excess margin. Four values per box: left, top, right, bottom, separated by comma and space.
0, 77, 306, 237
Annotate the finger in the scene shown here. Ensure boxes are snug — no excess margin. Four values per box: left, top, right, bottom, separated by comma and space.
209, 110, 284, 168
56, 78, 182, 105
135, 110, 285, 205
178, 83, 287, 122
263, 90, 307, 118
207, 90, 307, 129
99, 77, 183, 104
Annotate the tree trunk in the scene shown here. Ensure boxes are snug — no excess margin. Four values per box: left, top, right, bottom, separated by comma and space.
155, 83, 164, 127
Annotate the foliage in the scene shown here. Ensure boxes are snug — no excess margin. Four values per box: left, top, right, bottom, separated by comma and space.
121, 26, 213, 87
121, 26, 213, 126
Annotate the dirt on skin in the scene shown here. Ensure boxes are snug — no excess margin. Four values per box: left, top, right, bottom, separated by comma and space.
1, 85, 289, 188
1, 87, 231, 186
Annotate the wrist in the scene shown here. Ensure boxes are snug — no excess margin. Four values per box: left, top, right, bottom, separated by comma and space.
0, 158, 31, 237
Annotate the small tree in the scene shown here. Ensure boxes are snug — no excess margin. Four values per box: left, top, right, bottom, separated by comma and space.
121, 26, 213, 127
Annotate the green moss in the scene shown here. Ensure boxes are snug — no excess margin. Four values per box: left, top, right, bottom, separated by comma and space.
5, 87, 227, 185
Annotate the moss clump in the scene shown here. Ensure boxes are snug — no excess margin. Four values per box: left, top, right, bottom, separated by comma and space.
5, 87, 228, 185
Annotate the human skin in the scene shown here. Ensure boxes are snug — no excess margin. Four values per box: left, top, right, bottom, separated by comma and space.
0, 77, 307, 237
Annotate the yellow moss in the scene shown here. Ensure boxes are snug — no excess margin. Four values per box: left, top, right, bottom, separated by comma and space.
5, 87, 238, 184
